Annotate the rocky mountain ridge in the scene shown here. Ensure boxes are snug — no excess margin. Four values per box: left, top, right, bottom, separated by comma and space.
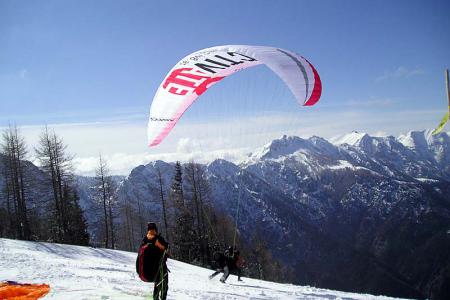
2, 130, 449, 299
105, 130, 449, 298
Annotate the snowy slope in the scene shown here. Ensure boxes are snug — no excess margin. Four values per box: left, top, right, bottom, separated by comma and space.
0, 238, 404, 300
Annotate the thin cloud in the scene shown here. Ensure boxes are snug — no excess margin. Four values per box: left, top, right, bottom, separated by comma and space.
11, 108, 444, 176
376, 66, 424, 82
371, 131, 389, 137
19, 69, 28, 79
342, 98, 394, 108
0, 106, 147, 127
73, 148, 251, 176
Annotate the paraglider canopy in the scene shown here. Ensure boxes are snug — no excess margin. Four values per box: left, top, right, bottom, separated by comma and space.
0, 281, 50, 300
148, 45, 322, 147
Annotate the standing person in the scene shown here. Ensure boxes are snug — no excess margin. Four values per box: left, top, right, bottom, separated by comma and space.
234, 250, 245, 282
138, 222, 169, 300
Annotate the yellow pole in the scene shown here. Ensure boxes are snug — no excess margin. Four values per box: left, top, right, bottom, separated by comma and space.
446, 69, 449, 116
432, 69, 450, 135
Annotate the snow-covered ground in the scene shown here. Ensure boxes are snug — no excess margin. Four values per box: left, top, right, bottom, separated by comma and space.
0, 238, 407, 299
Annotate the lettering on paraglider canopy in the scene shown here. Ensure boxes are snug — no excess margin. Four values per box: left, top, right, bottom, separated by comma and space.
162, 68, 224, 96
150, 117, 174, 122
163, 52, 257, 96
194, 52, 257, 74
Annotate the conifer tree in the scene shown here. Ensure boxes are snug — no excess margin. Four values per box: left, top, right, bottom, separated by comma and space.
35, 126, 88, 244
170, 161, 196, 262
0, 125, 31, 240
94, 154, 116, 248
157, 167, 170, 243
64, 184, 90, 245
185, 161, 216, 266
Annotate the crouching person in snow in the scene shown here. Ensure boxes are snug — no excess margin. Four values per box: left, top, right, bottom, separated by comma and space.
221, 246, 243, 283
209, 246, 244, 283
136, 222, 169, 300
208, 250, 227, 280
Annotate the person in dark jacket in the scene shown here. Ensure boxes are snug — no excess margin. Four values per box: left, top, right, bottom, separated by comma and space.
208, 251, 227, 280
234, 250, 245, 282
209, 246, 244, 283
140, 222, 169, 300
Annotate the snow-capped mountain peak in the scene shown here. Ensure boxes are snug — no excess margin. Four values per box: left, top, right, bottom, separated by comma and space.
330, 131, 370, 147
398, 130, 430, 150
208, 158, 240, 178
248, 135, 311, 161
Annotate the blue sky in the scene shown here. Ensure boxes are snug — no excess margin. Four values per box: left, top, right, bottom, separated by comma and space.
1, 0, 449, 175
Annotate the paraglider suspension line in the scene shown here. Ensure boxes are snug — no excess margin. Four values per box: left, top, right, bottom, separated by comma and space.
233, 171, 243, 250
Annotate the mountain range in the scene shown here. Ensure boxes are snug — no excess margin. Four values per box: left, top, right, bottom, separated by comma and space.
93, 130, 449, 299
2, 130, 449, 299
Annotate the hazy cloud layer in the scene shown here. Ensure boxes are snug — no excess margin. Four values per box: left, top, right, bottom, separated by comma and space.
341, 98, 394, 108
4, 106, 441, 176
376, 66, 424, 82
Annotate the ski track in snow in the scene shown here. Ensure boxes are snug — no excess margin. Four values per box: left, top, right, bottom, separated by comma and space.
0, 239, 408, 300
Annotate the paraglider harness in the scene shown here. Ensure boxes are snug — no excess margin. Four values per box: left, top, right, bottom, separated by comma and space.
136, 235, 170, 300
136, 222, 168, 282
136, 242, 169, 283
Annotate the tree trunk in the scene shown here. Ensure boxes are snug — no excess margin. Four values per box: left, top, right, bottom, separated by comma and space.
157, 168, 170, 243
108, 197, 115, 249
